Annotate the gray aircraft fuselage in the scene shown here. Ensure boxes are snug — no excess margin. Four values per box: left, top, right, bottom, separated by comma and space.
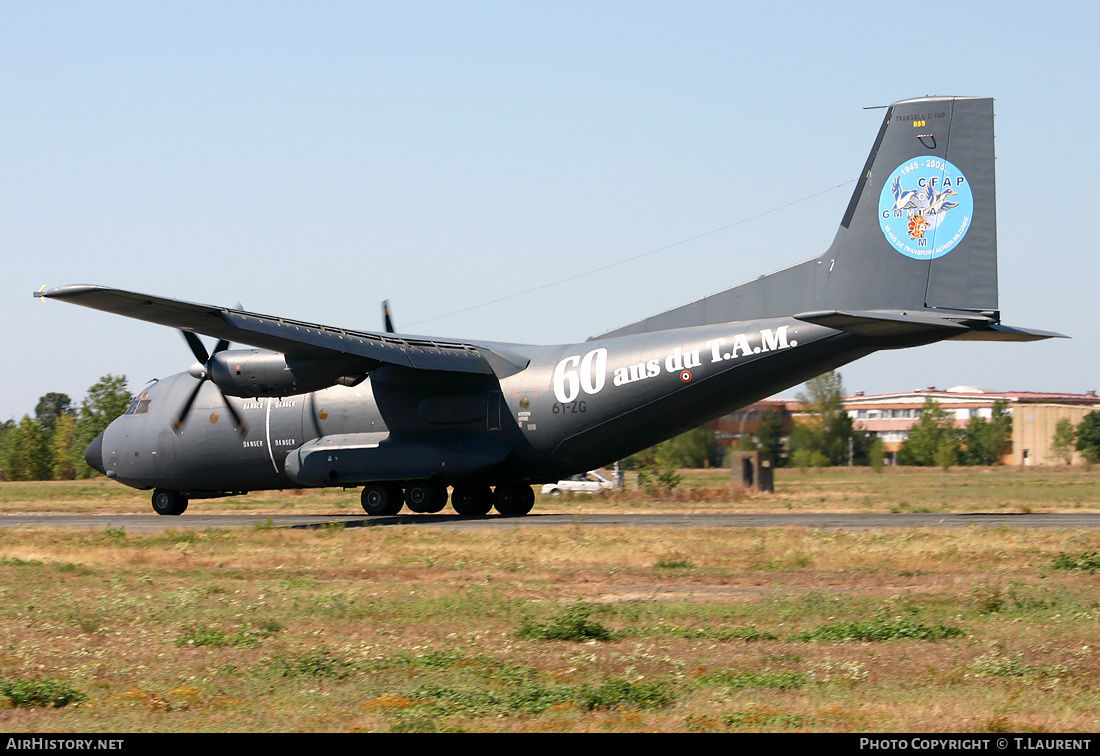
97, 316, 857, 493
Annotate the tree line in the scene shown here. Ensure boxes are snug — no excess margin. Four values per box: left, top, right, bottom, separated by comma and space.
746, 372, 1100, 469
624, 371, 1098, 472
774, 372, 1016, 469
0, 376, 132, 481
4, 370, 1097, 481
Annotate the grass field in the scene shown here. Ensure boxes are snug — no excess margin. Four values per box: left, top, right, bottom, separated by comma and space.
0, 467, 1097, 732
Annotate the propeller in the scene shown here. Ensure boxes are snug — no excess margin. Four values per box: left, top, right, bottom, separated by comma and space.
382, 300, 395, 334
172, 331, 247, 437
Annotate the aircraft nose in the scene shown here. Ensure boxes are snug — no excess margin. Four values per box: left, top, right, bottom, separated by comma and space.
84, 432, 106, 475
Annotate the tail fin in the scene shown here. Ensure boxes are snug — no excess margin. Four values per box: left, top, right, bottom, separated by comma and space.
597, 96, 1001, 339
820, 96, 996, 315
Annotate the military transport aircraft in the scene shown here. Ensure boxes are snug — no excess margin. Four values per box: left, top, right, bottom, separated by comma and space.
39, 96, 1059, 516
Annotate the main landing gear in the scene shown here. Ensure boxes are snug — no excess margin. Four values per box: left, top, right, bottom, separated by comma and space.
451, 484, 493, 516
359, 482, 534, 517
359, 482, 404, 516
491, 482, 535, 516
404, 481, 449, 513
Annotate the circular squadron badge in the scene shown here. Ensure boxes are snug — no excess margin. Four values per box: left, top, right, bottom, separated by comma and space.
878, 158, 973, 260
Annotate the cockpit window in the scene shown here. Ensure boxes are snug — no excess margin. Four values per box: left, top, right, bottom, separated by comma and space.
125, 393, 152, 416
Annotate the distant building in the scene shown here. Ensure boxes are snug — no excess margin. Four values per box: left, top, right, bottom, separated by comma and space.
714, 386, 1100, 465
842, 386, 1100, 465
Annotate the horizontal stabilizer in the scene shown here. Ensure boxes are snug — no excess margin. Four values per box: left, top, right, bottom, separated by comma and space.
794, 309, 1066, 341
794, 309, 978, 337
948, 324, 1067, 342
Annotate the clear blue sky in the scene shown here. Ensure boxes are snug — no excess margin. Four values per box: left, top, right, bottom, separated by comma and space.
3, 1, 1097, 420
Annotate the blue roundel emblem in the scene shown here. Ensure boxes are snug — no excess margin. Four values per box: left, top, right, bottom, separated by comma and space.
878, 158, 974, 260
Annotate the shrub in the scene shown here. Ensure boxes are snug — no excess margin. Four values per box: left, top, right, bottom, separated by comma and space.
1051, 550, 1100, 572
789, 619, 963, 642
273, 648, 355, 679
0, 678, 86, 708
701, 669, 806, 690
577, 678, 674, 710
516, 605, 614, 642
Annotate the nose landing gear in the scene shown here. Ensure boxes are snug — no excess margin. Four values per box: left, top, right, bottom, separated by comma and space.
151, 489, 189, 516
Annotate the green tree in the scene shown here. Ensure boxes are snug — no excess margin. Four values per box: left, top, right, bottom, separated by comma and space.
755, 409, 785, 467
0, 415, 52, 481
620, 446, 656, 470
0, 419, 14, 473
653, 425, 718, 469
75, 375, 132, 478
960, 399, 1012, 465
1077, 411, 1100, 464
898, 398, 958, 466
1050, 418, 1078, 465
34, 392, 73, 435
790, 421, 823, 468
50, 411, 78, 480
868, 437, 886, 473
934, 436, 959, 470
790, 371, 856, 466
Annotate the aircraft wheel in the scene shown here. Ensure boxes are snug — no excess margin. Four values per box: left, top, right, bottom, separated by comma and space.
151, 489, 188, 516
361, 483, 403, 516
451, 484, 493, 516
493, 483, 534, 516
404, 481, 448, 513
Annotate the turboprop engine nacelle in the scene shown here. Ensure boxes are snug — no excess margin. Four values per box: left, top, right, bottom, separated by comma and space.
207, 349, 368, 398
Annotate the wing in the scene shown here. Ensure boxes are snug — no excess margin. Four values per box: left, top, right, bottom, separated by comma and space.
39, 285, 530, 377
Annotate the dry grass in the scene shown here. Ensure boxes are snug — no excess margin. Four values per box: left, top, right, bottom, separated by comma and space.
0, 467, 1098, 732
0, 474, 1099, 732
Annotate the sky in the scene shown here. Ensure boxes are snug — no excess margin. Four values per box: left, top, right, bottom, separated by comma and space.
3, 1, 1098, 421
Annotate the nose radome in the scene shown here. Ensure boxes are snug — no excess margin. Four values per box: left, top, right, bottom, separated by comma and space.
84, 431, 105, 475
